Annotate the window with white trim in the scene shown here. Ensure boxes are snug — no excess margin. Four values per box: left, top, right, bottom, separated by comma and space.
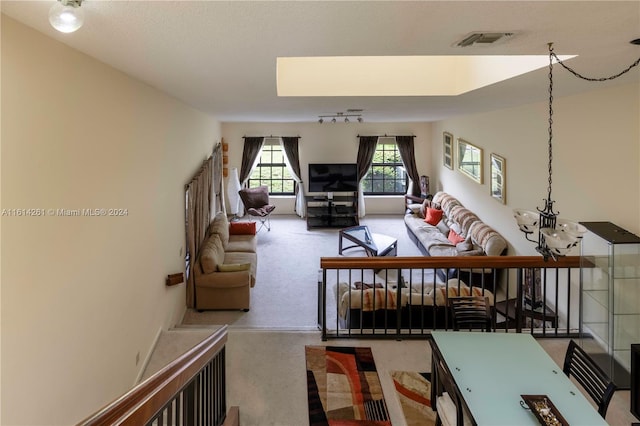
248, 139, 295, 195
362, 137, 407, 195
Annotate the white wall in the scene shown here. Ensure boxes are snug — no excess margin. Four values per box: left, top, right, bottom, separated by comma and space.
431, 82, 640, 256
221, 121, 432, 214
1, 16, 220, 425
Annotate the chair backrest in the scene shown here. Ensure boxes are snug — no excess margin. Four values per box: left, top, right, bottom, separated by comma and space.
562, 340, 617, 418
238, 185, 270, 209
448, 296, 492, 331
436, 360, 468, 426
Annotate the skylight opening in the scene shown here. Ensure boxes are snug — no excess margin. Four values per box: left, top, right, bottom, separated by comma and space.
276, 55, 576, 97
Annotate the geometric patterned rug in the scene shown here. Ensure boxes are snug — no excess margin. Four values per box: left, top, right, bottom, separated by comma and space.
390, 371, 436, 426
305, 346, 391, 425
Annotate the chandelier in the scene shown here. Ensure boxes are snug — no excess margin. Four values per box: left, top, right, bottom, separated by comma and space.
318, 111, 363, 123
514, 42, 640, 260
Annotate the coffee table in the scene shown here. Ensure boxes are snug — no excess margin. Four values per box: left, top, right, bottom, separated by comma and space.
338, 225, 398, 257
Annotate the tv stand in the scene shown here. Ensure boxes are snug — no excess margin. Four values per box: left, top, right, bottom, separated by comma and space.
306, 193, 358, 230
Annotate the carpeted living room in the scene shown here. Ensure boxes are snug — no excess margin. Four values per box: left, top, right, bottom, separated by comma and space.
3, 1, 639, 426
145, 215, 636, 426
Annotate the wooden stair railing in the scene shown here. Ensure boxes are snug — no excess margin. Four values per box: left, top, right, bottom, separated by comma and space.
320, 255, 582, 270
78, 325, 239, 426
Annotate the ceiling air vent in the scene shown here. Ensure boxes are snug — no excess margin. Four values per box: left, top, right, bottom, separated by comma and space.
456, 32, 514, 47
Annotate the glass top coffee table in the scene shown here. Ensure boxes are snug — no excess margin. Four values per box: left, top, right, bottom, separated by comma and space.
338, 225, 398, 257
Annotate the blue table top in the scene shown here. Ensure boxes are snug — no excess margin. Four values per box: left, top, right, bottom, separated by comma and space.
431, 331, 608, 426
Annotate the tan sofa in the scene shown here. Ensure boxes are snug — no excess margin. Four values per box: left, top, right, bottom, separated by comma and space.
193, 212, 257, 311
404, 191, 507, 291
404, 191, 507, 258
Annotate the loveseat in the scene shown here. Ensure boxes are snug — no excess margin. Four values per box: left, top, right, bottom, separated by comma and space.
404, 191, 507, 290
193, 212, 258, 311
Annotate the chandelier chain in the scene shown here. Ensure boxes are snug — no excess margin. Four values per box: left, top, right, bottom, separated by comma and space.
550, 51, 640, 81
547, 45, 554, 204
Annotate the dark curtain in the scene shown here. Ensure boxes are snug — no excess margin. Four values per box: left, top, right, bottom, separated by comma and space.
185, 155, 213, 308
281, 137, 305, 216
395, 136, 421, 197
356, 136, 379, 217
281, 137, 301, 181
239, 137, 265, 186
356, 136, 379, 181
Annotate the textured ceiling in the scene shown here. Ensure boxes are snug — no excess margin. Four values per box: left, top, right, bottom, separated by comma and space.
2, 1, 639, 122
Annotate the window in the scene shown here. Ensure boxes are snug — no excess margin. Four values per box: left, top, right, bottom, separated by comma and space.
248, 139, 295, 194
362, 138, 407, 195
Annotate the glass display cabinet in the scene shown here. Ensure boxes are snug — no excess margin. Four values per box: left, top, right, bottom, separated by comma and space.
580, 221, 640, 389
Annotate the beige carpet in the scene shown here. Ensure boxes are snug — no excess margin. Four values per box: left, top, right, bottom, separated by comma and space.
181, 214, 424, 329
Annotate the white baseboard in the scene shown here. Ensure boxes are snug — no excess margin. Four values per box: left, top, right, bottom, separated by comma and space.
134, 326, 164, 386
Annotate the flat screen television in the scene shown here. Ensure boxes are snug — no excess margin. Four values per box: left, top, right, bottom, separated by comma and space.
308, 163, 359, 192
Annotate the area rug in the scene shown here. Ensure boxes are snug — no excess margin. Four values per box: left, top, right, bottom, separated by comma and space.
305, 346, 390, 425
390, 371, 436, 426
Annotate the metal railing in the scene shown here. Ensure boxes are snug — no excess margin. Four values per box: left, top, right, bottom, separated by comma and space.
319, 256, 582, 340
78, 325, 238, 426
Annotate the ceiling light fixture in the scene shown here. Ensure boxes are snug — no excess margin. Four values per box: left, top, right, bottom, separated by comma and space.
318, 111, 363, 124
49, 0, 84, 33
514, 42, 640, 260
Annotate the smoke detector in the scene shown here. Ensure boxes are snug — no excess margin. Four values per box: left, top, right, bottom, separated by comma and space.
456, 32, 514, 47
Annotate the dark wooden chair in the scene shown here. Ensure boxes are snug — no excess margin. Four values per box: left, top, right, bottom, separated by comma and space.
238, 185, 276, 232
434, 359, 470, 426
562, 340, 617, 418
448, 296, 492, 331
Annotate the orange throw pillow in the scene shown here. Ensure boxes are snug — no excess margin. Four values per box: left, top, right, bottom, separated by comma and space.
229, 221, 256, 235
448, 229, 465, 245
425, 207, 443, 226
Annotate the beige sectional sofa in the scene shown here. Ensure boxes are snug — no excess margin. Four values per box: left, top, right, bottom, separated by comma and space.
404, 191, 507, 290
193, 212, 257, 311
405, 191, 507, 258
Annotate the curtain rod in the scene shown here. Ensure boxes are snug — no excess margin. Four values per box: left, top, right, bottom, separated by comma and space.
357, 134, 415, 138
242, 135, 300, 139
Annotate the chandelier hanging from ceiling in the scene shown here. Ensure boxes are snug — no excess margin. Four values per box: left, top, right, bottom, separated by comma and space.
514, 42, 640, 260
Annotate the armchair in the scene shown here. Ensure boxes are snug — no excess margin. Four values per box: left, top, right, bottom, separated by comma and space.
238, 185, 276, 232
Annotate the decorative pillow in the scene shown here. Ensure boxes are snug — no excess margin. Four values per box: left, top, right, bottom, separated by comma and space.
449, 222, 463, 236
199, 234, 225, 274
207, 212, 229, 247
448, 229, 465, 245
229, 221, 256, 235
424, 207, 443, 226
418, 199, 431, 218
218, 262, 252, 272
436, 220, 450, 237
456, 239, 474, 252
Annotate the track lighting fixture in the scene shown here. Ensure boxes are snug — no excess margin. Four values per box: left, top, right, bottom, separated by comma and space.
318, 111, 364, 124
49, 0, 84, 33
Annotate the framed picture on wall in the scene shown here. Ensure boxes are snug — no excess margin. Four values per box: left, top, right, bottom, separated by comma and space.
457, 138, 483, 184
490, 153, 506, 204
443, 132, 453, 170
